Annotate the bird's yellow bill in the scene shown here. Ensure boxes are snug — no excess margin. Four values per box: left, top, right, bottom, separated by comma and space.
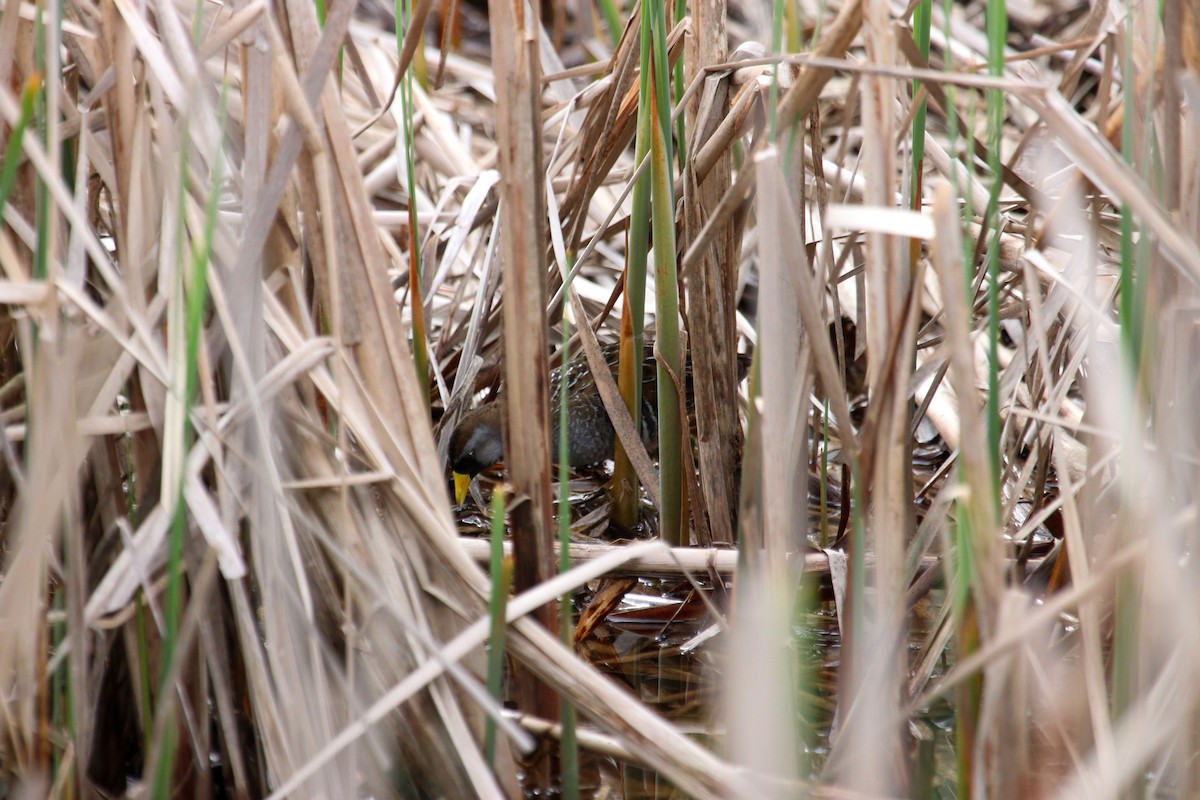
454, 472, 472, 505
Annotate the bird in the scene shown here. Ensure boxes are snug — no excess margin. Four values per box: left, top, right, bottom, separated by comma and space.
448, 340, 749, 505
448, 340, 658, 504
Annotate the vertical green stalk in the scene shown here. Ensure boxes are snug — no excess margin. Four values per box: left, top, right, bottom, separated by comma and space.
947, 127, 983, 787
944, 2, 1012, 787
596, 0, 623, 48
17, 29, 54, 775
155, 120, 193, 800
397, 0, 428, 401
769, 3, 805, 174
612, 8, 654, 529
785, 0, 802, 52
0, 76, 40, 219
33, 6, 49, 285
768, 0, 785, 140
484, 488, 511, 767
313, 0, 344, 76
948, 0, 1009, 775
937, 2, 985, 795
1112, 0, 1154, 729
1117, 7, 1145, 372
952, 516, 981, 797
910, 0, 932, 213
156, 81, 228, 797
645, 0, 684, 545
557, 299, 579, 800
983, 0, 1006, 512
942, 0, 965, 258
672, 0, 686, 173
1110, 13, 1137, 727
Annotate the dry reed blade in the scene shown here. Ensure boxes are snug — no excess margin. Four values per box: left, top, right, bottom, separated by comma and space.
485, 0, 558, 778
682, 0, 740, 548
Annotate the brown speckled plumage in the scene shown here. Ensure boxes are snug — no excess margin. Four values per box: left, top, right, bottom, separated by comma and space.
448, 341, 659, 479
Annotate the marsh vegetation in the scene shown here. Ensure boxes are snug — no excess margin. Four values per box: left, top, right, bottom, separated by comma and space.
1, 0, 1198, 797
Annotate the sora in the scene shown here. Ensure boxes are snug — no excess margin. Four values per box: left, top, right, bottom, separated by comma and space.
448, 341, 750, 504
448, 340, 660, 504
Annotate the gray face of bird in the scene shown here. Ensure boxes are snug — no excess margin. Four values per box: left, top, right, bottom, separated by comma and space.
449, 404, 506, 477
